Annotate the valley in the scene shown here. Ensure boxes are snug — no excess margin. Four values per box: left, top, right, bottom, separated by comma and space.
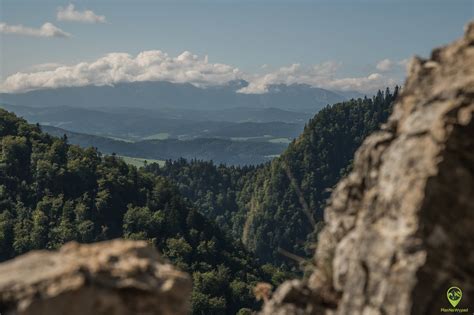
0, 102, 310, 165
0, 83, 396, 314
0, 81, 362, 166
0, 88, 394, 312
41, 125, 288, 165
0, 2, 469, 314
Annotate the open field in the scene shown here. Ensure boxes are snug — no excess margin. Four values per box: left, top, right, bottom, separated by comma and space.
118, 155, 166, 167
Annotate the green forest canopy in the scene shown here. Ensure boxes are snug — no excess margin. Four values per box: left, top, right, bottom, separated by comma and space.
150, 88, 398, 266
0, 109, 288, 314
0, 87, 398, 313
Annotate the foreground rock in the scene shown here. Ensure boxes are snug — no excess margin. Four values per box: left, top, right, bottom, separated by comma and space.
0, 239, 191, 315
262, 22, 474, 315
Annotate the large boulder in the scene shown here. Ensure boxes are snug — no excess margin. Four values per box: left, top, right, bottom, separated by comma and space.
262, 22, 474, 315
0, 239, 191, 315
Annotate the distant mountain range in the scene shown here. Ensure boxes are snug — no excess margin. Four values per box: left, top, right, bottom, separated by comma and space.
0, 104, 305, 142
0, 80, 363, 112
0, 81, 365, 165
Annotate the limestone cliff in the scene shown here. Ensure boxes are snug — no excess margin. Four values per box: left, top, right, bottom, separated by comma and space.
0, 240, 191, 315
262, 22, 474, 315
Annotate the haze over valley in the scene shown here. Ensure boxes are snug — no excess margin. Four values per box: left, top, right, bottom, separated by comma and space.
0, 81, 360, 164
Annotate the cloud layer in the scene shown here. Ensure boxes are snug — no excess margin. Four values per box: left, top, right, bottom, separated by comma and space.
238, 62, 395, 93
57, 4, 106, 23
0, 22, 70, 38
376, 59, 394, 72
1, 50, 400, 94
376, 58, 410, 73
1, 51, 241, 93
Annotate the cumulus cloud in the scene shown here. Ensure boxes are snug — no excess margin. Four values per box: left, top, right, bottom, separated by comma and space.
376, 58, 394, 72
321, 73, 397, 92
237, 61, 394, 93
0, 50, 400, 93
0, 22, 70, 38
57, 4, 106, 23
376, 58, 412, 73
1, 51, 241, 93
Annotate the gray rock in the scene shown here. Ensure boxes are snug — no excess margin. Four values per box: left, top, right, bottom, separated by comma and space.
261, 21, 474, 315
0, 239, 191, 315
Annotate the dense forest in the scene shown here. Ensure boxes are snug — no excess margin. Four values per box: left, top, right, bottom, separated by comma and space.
238, 88, 397, 263
150, 88, 398, 266
0, 87, 397, 313
147, 159, 255, 234
0, 109, 288, 315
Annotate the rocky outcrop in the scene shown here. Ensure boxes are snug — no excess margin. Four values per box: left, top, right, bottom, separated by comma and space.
262, 22, 474, 315
0, 239, 191, 315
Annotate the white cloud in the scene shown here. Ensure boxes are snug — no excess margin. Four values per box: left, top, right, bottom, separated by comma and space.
238, 62, 340, 93
322, 73, 397, 92
376, 58, 394, 72
238, 61, 395, 93
57, 4, 106, 24
0, 22, 70, 38
1, 51, 241, 93
376, 58, 411, 73
0, 51, 400, 93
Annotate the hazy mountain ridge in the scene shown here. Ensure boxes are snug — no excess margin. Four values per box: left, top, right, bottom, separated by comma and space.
0, 104, 305, 142
0, 80, 349, 112
0, 82, 355, 166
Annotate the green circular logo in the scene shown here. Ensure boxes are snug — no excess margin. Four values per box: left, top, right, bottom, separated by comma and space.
447, 286, 462, 307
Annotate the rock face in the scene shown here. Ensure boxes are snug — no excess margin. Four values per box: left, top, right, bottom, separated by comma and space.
0, 239, 191, 315
262, 22, 474, 315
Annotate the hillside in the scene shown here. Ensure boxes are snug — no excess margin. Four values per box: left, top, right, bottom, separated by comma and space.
151, 88, 398, 266
0, 109, 287, 314
237, 88, 397, 263
148, 159, 256, 236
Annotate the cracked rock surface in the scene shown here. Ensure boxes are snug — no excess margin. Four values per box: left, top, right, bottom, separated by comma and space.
262, 22, 474, 315
0, 239, 191, 315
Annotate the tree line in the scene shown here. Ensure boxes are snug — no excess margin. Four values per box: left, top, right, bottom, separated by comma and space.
0, 109, 289, 314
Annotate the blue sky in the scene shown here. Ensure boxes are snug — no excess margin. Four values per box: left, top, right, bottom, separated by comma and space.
1, 0, 472, 93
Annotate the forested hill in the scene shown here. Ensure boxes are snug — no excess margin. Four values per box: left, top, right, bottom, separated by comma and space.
0, 87, 398, 313
0, 109, 287, 314
147, 159, 257, 236
151, 88, 399, 266
238, 88, 398, 263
